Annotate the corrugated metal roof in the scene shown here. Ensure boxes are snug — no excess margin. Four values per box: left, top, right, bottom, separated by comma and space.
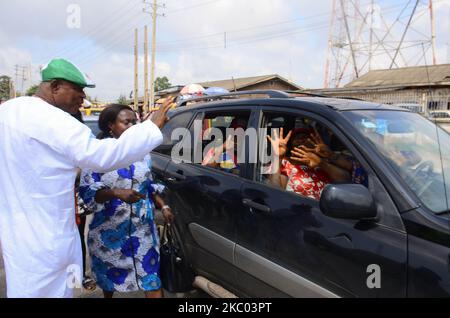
198, 74, 303, 91
345, 64, 450, 88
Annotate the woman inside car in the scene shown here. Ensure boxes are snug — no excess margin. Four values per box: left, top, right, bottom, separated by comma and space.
79, 104, 174, 298
267, 127, 350, 200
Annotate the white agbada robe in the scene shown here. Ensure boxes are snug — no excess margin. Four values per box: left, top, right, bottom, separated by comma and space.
0, 97, 164, 298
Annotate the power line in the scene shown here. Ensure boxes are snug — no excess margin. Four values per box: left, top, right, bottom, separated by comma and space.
74, 15, 148, 66
156, 10, 332, 47
390, 0, 420, 69
324, 0, 441, 88
65, 10, 146, 61
40, 0, 142, 63
76, 1, 404, 62
164, 0, 225, 14
54, 0, 412, 66
157, 22, 330, 53
155, 1, 419, 49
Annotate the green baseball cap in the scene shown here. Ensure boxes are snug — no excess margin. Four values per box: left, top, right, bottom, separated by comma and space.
41, 58, 95, 88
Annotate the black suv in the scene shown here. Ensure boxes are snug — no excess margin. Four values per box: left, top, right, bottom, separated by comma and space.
152, 91, 450, 298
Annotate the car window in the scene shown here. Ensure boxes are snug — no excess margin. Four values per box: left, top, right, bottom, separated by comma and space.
345, 110, 450, 214
194, 111, 250, 176
83, 117, 100, 137
154, 111, 193, 156
430, 111, 450, 118
259, 112, 368, 202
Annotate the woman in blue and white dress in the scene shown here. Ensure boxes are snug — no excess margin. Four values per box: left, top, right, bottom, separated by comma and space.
79, 104, 174, 298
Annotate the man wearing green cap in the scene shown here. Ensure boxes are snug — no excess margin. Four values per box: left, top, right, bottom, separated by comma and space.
0, 59, 173, 298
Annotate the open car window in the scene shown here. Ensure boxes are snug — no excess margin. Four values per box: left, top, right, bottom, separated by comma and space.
258, 113, 368, 202
195, 112, 250, 176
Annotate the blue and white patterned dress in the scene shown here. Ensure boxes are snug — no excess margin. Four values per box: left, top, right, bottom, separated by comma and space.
79, 154, 164, 292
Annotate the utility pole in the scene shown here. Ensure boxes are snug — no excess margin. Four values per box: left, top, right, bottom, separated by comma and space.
149, 0, 158, 111
28, 63, 33, 87
14, 65, 19, 95
21, 67, 27, 94
144, 25, 149, 113
14, 65, 27, 95
143, 0, 165, 113
429, 0, 437, 65
9, 79, 15, 99
134, 28, 139, 111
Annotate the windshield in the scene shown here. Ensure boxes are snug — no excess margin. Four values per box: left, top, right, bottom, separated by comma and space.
344, 110, 450, 214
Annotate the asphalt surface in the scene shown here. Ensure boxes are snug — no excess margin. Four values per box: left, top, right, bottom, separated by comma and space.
0, 244, 5, 298
0, 249, 205, 298
0, 212, 209, 298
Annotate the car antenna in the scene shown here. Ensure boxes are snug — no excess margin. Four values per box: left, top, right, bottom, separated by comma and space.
422, 43, 449, 212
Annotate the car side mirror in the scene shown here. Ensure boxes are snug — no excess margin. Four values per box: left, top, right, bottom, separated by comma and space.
320, 184, 377, 221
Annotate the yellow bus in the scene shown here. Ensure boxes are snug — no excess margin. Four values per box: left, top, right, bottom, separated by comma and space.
81, 107, 105, 116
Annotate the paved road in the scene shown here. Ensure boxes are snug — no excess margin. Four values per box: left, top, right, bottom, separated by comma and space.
0, 244, 6, 298
0, 243, 207, 299
0, 212, 209, 299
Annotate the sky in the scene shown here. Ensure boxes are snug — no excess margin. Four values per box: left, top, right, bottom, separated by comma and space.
0, 0, 449, 101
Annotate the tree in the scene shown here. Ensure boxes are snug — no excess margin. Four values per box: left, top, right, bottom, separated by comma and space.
0, 75, 12, 100
26, 85, 39, 96
117, 94, 129, 105
154, 76, 171, 92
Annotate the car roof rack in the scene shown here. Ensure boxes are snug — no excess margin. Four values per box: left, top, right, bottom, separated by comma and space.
284, 90, 328, 98
177, 90, 290, 107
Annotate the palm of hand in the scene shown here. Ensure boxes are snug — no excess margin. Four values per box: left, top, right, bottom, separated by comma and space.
304, 152, 322, 168
315, 143, 333, 158
291, 147, 322, 169
267, 127, 292, 158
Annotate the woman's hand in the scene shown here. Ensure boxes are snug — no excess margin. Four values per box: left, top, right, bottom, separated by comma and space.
162, 206, 175, 224
305, 129, 334, 158
153, 194, 175, 224
224, 134, 235, 152
267, 127, 292, 158
291, 146, 323, 169
114, 189, 146, 204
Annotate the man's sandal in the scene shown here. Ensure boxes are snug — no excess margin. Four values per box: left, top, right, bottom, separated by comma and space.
82, 277, 97, 291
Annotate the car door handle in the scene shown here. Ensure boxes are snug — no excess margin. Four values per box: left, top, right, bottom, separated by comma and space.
166, 171, 186, 181
242, 199, 271, 214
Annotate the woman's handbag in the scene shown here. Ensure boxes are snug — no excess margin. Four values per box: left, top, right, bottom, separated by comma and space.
160, 224, 195, 293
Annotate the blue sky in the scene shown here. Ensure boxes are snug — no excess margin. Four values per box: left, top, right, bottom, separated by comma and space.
0, 0, 449, 101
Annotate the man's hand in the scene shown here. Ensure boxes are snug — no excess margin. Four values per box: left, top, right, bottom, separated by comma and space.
149, 96, 175, 129
114, 189, 146, 204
